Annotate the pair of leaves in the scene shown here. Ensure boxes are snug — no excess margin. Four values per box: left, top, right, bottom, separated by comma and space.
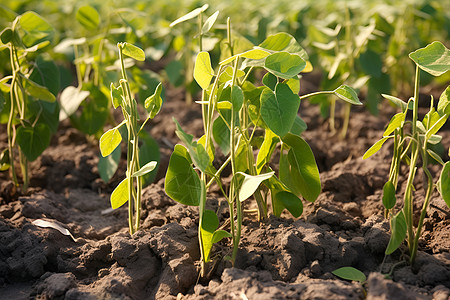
201, 210, 231, 262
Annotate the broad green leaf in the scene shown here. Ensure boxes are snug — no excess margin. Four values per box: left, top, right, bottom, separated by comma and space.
363, 136, 391, 159
211, 230, 231, 244
240, 49, 270, 60
29, 55, 60, 97
274, 191, 303, 218
290, 116, 307, 136
201, 209, 219, 262
99, 126, 122, 157
165, 144, 202, 206
19, 11, 53, 46
426, 114, 448, 139
285, 76, 300, 94
382, 94, 412, 111
213, 115, 230, 155
131, 161, 157, 178
385, 210, 407, 255
98, 146, 121, 182
265, 52, 306, 79
281, 134, 321, 202
334, 85, 361, 105
437, 86, 450, 116
235, 171, 275, 202
262, 72, 277, 91
384, 112, 406, 136
259, 32, 308, 60
170, 4, 208, 27
16, 123, 51, 162
382, 181, 396, 210
332, 267, 366, 283
260, 83, 300, 137
438, 162, 450, 208
59, 86, 90, 120
111, 178, 129, 209
174, 119, 210, 172
409, 41, 450, 76
231, 85, 244, 110
145, 82, 163, 118
22, 76, 55, 102
256, 129, 279, 174
76, 5, 100, 30
121, 42, 145, 61
202, 11, 219, 33
194, 52, 213, 90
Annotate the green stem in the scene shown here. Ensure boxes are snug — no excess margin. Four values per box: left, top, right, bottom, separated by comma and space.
340, 102, 351, 139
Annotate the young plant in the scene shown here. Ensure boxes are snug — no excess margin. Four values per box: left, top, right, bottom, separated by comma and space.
363, 41, 450, 265
165, 18, 360, 276
99, 42, 163, 235
0, 11, 59, 191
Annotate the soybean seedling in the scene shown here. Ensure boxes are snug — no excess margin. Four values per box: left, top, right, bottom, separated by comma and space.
165, 17, 360, 277
363, 41, 450, 265
0, 12, 59, 191
99, 42, 163, 235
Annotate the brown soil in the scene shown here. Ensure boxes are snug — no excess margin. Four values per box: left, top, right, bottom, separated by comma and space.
0, 77, 449, 299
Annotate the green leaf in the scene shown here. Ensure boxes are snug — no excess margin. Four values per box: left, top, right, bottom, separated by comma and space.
121, 42, 145, 61
174, 118, 210, 172
409, 41, 450, 76
76, 5, 100, 30
110, 83, 123, 109
201, 209, 219, 262
194, 51, 213, 90
231, 85, 244, 110
145, 82, 164, 118
29, 55, 60, 97
259, 32, 308, 60
76, 85, 108, 135
260, 83, 300, 137
219, 49, 271, 65
59, 86, 90, 120
285, 76, 300, 94
165, 144, 202, 206
131, 161, 157, 177
264, 52, 306, 79
427, 149, 444, 166
333, 85, 361, 105
262, 72, 277, 91
16, 123, 51, 161
363, 136, 391, 159
382, 94, 412, 111
19, 11, 53, 46
426, 114, 448, 139
99, 126, 123, 157
384, 112, 406, 136
235, 171, 275, 202
202, 11, 219, 33
332, 267, 366, 283
438, 162, 450, 208
385, 210, 407, 255
281, 134, 321, 202
382, 181, 396, 210
211, 230, 232, 244
274, 191, 303, 218
290, 116, 307, 136
256, 129, 279, 174
437, 86, 450, 116
22, 76, 55, 102
110, 178, 129, 209
213, 115, 230, 155
98, 146, 121, 182
359, 49, 382, 78
0, 27, 12, 44
170, 4, 208, 27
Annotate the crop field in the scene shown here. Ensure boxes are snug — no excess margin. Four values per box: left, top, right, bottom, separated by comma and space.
0, 0, 449, 299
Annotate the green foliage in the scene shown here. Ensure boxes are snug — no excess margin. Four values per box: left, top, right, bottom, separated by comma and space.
332, 267, 367, 283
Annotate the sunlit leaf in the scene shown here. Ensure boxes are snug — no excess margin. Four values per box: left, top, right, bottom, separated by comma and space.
235, 171, 275, 202
170, 4, 208, 27
384, 112, 406, 136
363, 136, 391, 159
59, 86, 90, 120
131, 161, 157, 177
111, 178, 129, 209
76, 5, 100, 30
202, 11, 219, 33
256, 129, 278, 174
265, 52, 306, 79
145, 82, 164, 118
121, 42, 145, 61
333, 85, 361, 105
437, 86, 450, 116
409, 41, 450, 76
194, 51, 213, 90
99, 126, 122, 157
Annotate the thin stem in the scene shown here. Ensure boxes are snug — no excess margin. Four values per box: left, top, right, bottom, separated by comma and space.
299, 90, 334, 100
340, 103, 351, 139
